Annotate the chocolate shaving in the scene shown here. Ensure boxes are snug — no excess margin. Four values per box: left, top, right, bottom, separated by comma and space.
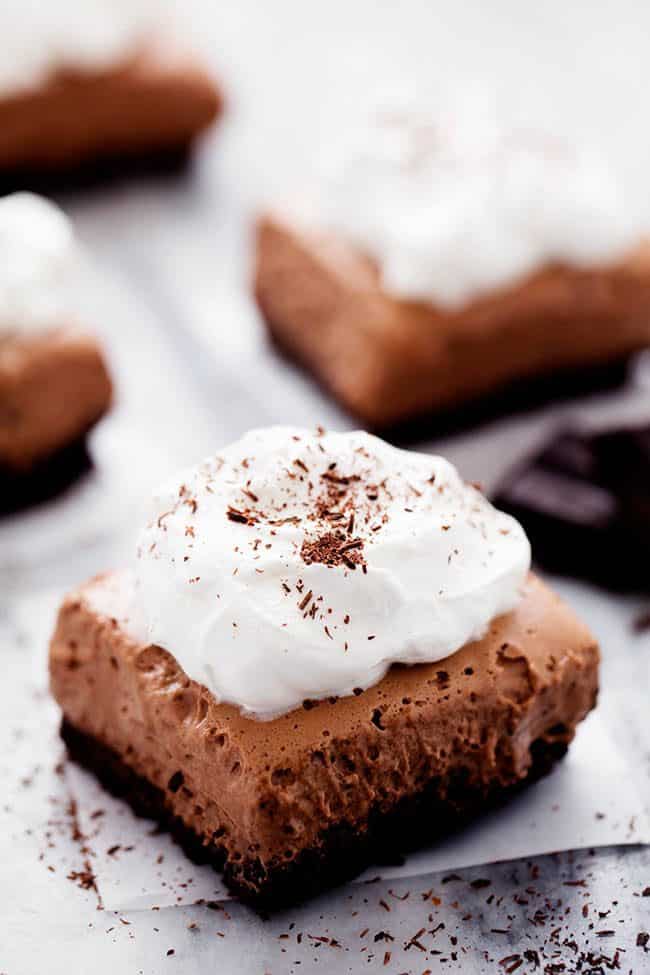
340, 539, 363, 553
301, 531, 366, 571
226, 506, 257, 526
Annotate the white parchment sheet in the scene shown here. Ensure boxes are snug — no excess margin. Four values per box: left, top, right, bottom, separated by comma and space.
2, 584, 649, 917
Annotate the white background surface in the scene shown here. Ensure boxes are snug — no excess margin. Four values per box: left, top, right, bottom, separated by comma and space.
2, 1, 650, 972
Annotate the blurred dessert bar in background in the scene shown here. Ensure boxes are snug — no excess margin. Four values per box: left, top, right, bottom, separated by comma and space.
255, 112, 650, 429
0, 1, 222, 183
0, 194, 112, 513
494, 423, 650, 592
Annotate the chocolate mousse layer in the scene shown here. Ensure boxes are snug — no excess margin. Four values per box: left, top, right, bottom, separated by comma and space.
50, 570, 598, 909
0, 42, 221, 186
255, 216, 650, 430
0, 329, 112, 509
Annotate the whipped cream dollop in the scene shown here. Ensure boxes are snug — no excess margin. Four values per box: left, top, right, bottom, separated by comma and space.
316, 112, 643, 308
135, 427, 531, 719
0, 193, 78, 337
0, 0, 156, 94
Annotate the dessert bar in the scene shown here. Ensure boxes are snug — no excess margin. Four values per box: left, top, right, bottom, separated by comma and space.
255, 115, 650, 428
50, 428, 598, 908
256, 216, 650, 429
0, 9, 221, 183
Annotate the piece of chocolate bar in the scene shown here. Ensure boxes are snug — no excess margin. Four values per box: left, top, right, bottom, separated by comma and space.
494, 425, 650, 590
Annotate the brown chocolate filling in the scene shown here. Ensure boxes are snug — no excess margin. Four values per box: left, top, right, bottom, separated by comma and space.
61, 718, 569, 913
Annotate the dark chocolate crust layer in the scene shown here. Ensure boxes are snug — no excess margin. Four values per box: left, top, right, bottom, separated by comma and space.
0, 434, 92, 516
384, 359, 630, 445
269, 315, 631, 443
61, 718, 568, 912
0, 144, 192, 196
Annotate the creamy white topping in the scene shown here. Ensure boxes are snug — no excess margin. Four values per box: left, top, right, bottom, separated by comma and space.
316, 112, 643, 308
0, 193, 77, 336
0, 0, 156, 94
135, 427, 531, 719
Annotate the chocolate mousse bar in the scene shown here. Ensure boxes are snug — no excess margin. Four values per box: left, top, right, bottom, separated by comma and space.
255, 116, 650, 429
0, 194, 112, 512
50, 428, 598, 909
0, 13, 221, 183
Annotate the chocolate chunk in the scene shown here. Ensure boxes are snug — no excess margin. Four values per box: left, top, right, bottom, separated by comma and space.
494, 424, 650, 591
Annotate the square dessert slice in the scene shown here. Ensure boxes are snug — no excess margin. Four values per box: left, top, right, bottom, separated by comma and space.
51, 570, 598, 910
50, 427, 598, 910
255, 214, 650, 429
0, 37, 221, 181
0, 194, 112, 512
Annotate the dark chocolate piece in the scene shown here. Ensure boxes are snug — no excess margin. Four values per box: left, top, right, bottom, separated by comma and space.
494, 424, 650, 591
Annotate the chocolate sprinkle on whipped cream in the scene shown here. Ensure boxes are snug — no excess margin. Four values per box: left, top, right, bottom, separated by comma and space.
134, 427, 531, 718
